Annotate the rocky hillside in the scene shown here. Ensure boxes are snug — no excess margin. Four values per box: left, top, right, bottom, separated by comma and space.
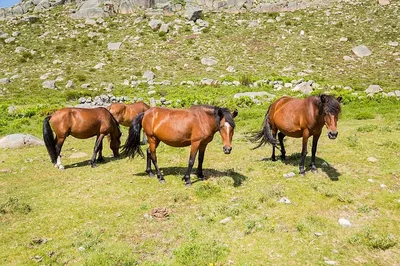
0, 0, 399, 135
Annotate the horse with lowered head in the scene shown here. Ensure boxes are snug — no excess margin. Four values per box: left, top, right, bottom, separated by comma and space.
122, 105, 238, 186
251, 94, 342, 175
43, 107, 121, 169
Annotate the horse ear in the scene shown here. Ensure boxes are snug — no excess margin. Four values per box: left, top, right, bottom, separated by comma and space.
337, 96, 342, 103
217, 108, 223, 117
232, 109, 238, 118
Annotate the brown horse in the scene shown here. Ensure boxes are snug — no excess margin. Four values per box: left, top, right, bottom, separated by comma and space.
43, 107, 122, 169
251, 94, 341, 175
106, 101, 150, 127
122, 105, 238, 186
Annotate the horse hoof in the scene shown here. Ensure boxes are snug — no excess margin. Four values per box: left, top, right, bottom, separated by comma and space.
271, 157, 277, 162
311, 169, 318, 174
185, 182, 192, 187
91, 164, 97, 168
300, 172, 306, 176
159, 179, 166, 184
58, 165, 65, 170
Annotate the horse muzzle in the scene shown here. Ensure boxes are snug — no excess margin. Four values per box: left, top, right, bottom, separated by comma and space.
223, 146, 232, 154
328, 131, 338, 139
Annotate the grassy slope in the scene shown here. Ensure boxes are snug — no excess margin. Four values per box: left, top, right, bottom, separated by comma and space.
0, 0, 399, 265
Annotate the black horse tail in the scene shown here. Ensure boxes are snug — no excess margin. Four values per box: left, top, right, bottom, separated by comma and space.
43, 115, 57, 164
250, 105, 277, 149
122, 112, 145, 158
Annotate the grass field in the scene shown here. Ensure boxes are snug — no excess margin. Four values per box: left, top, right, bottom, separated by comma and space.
1, 0, 399, 265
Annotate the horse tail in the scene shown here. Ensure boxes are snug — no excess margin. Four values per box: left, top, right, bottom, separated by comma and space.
122, 112, 145, 158
43, 115, 57, 164
250, 105, 277, 149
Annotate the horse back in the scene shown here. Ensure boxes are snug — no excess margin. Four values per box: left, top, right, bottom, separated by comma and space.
50, 107, 114, 139
142, 107, 214, 147
271, 96, 320, 137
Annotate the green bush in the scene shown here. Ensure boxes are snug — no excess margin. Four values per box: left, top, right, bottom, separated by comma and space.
0, 197, 31, 215
354, 112, 375, 120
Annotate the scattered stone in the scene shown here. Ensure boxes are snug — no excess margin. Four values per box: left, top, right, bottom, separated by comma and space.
200, 78, 218, 86
78, 246, 85, 251
343, 55, 355, 61
388, 41, 398, 47
315, 232, 323, 237
201, 57, 218, 66
185, 5, 203, 22
220, 217, 232, 224
367, 178, 374, 183
226, 66, 235, 72
324, 260, 337, 265
380, 184, 387, 188
365, 85, 383, 95
292, 82, 313, 95
0, 78, 10, 84
339, 37, 348, 42
42, 80, 56, 89
338, 218, 351, 227
4, 37, 16, 44
367, 157, 378, 162
142, 70, 155, 81
322, 162, 329, 167
0, 134, 44, 148
93, 62, 105, 69
352, 45, 372, 57
65, 80, 75, 89
278, 197, 291, 204
31, 255, 43, 263
81, 83, 91, 89
378, 0, 390, 6
149, 19, 162, 30
108, 42, 122, 50
283, 172, 296, 178
159, 23, 169, 33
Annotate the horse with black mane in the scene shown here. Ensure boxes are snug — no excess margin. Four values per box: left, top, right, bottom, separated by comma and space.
43, 107, 122, 169
251, 94, 342, 175
122, 105, 238, 186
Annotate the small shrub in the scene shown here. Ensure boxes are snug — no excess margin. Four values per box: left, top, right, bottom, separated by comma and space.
174, 240, 228, 265
346, 135, 359, 147
195, 182, 221, 198
355, 112, 375, 120
239, 74, 252, 87
0, 197, 31, 215
349, 228, 397, 250
357, 125, 377, 132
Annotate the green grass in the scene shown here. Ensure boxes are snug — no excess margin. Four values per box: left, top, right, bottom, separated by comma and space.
1, 0, 400, 265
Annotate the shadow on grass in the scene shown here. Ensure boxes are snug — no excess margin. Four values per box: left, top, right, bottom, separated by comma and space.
134, 166, 248, 187
63, 156, 120, 169
262, 152, 340, 181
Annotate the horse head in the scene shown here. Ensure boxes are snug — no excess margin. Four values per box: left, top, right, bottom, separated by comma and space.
320, 95, 342, 139
217, 108, 238, 154
110, 125, 122, 157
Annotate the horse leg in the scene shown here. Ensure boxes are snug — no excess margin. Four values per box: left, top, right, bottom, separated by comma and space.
278, 132, 286, 160
183, 142, 200, 186
90, 135, 105, 167
97, 138, 105, 163
271, 129, 277, 161
148, 139, 164, 183
55, 137, 65, 169
146, 147, 154, 177
310, 134, 321, 173
196, 145, 207, 181
299, 133, 309, 176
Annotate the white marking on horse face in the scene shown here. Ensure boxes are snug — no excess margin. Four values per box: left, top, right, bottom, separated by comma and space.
225, 122, 231, 136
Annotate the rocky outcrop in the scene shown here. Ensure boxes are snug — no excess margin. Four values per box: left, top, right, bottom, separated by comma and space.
0, 0, 339, 20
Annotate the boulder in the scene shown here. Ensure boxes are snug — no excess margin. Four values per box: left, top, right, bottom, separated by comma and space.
365, 85, 383, 95
352, 45, 372, 57
0, 134, 44, 148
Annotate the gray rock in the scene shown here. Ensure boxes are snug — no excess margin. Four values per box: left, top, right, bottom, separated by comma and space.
42, 80, 56, 89
149, 19, 162, 30
142, 70, 155, 81
108, 42, 122, 50
378, 0, 390, 5
292, 82, 313, 95
283, 172, 296, 178
226, 66, 235, 72
233, 91, 275, 99
367, 156, 378, 163
365, 85, 383, 95
219, 217, 232, 224
8, 105, 18, 115
0, 78, 10, 84
185, 5, 203, 22
12, 31, 21, 37
159, 23, 169, 33
200, 78, 218, 86
4, 37, 16, 44
352, 45, 372, 57
0, 134, 44, 148
388, 41, 399, 47
81, 83, 91, 89
65, 80, 75, 89
201, 57, 218, 66
339, 37, 348, 42
278, 197, 291, 204
338, 218, 351, 227
93, 62, 105, 69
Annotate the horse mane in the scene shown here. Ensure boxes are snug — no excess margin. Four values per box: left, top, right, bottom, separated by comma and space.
192, 105, 236, 128
318, 95, 341, 116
